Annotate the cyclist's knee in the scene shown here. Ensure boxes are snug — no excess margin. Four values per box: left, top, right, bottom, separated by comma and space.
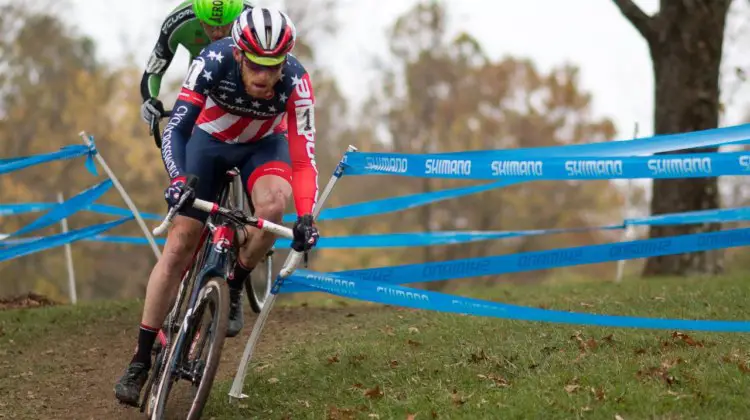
161, 216, 203, 274
252, 179, 290, 223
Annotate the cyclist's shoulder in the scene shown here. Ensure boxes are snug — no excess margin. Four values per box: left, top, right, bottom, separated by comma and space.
159, 0, 197, 37
196, 37, 236, 62
280, 54, 313, 93
283, 54, 311, 79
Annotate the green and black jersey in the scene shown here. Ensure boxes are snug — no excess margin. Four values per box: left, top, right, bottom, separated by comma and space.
140, 0, 253, 102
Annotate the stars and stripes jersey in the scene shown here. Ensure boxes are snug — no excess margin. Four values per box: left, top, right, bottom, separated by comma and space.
160, 37, 318, 216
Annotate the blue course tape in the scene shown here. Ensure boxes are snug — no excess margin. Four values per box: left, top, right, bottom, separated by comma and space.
9, 180, 113, 238
288, 269, 750, 332
431, 122, 750, 158
0, 203, 56, 216
89, 235, 167, 245
283, 179, 522, 223
280, 225, 750, 294
0, 202, 163, 220
626, 206, 750, 226
0, 217, 132, 263
343, 150, 750, 180
0, 145, 95, 175
85, 204, 163, 221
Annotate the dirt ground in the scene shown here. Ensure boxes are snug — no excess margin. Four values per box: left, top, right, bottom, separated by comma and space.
0, 300, 377, 420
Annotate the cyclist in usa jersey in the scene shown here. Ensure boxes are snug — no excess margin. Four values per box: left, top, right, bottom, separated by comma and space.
115, 7, 320, 407
140, 0, 253, 127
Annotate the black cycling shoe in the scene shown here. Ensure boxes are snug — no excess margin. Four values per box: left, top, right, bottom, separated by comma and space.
114, 362, 149, 407
226, 288, 244, 338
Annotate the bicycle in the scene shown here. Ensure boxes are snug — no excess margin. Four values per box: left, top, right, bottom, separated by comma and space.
151, 109, 275, 313
140, 113, 302, 419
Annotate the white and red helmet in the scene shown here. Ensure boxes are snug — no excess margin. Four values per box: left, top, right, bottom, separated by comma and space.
232, 7, 297, 66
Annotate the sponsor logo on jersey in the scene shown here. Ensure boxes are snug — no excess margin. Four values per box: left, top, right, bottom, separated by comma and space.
161, 106, 190, 179
565, 159, 624, 177
162, 7, 194, 35
291, 76, 316, 168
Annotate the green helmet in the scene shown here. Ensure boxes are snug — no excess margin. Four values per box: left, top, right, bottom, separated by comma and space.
193, 0, 245, 26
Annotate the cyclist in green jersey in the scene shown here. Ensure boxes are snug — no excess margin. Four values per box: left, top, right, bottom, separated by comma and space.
140, 0, 252, 127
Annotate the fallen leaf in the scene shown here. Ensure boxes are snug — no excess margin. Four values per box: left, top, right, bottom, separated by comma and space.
469, 349, 488, 363
268, 377, 279, 384
405, 414, 416, 420
634, 348, 647, 355
580, 302, 594, 308
564, 384, 580, 394
381, 325, 395, 336
653, 296, 666, 302
591, 386, 606, 401
581, 406, 592, 412
408, 327, 420, 334
671, 331, 703, 347
365, 385, 384, 399
601, 334, 614, 344
407, 339, 421, 347
298, 399, 311, 408
450, 389, 466, 406
389, 360, 399, 368
369, 414, 380, 419
739, 362, 750, 373
615, 414, 625, 420
327, 355, 340, 365
327, 406, 356, 420
431, 410, 438, 419
351, 383, 364, 389
349, 354, 367, 366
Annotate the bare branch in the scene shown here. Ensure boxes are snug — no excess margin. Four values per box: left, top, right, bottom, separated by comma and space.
612, 0, 655, 42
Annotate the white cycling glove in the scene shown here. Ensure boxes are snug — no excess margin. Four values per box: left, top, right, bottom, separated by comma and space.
141, 97, 165, 125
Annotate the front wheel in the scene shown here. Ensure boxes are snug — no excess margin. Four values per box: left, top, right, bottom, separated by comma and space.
245, 249, 274, 313
150, 278, 229, 420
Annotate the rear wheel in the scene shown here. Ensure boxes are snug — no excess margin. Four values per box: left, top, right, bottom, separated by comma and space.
150, 278, 229, 420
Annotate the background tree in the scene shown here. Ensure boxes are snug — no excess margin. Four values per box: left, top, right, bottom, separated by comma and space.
612, 0, 732, 276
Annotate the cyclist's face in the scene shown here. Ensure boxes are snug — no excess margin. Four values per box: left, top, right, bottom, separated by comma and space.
200, 21, 232, 41
234, 50, 284, 99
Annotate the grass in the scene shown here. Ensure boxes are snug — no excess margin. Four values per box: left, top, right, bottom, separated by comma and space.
206, 272, 750, 419
2, 273, 750, 419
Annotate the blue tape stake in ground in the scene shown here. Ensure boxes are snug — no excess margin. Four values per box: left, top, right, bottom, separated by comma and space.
289, 269, 750, 332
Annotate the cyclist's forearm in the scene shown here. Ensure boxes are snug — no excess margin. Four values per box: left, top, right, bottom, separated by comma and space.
160, 101, 200, 179
140, 71, 164, 101
290, 164, 319, 216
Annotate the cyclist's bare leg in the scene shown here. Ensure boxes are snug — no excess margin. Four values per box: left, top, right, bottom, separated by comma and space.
238, 174, 292, 268
223, 175, 291, 337
115, 215, 203, 406
142, 215, 204, 328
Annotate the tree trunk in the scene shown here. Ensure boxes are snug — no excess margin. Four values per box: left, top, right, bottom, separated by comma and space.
613, 0, 731, 276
